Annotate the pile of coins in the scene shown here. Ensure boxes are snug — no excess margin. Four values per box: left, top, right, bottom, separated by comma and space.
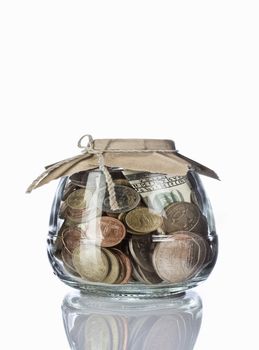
53, 169, 211, 285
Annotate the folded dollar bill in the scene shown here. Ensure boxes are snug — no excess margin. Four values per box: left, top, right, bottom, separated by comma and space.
123, 171, 191, 213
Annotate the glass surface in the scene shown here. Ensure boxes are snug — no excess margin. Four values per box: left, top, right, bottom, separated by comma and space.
62, 291, 202, 350
47, 168, 218, 296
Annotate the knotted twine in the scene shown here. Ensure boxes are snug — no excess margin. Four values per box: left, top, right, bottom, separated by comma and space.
77, 135, 120, 211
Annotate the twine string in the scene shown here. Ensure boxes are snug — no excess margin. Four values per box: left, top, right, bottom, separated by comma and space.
97, 153, 119, 211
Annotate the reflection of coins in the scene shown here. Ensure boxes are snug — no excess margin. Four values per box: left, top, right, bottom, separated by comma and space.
62, 227, 86, 253
129, 235, 153, 272
67, 189, 92, 210
164, 202, 201, 233
72, 245, 109, 282
112, 248, 132, 284
86, 217, 126, 247
84, 315, 111, 348
125, 208, 162, 234
143, 315, 183, 350
103, 185, 141, 213
102, 249, 121, 284
152, 231, 208, 283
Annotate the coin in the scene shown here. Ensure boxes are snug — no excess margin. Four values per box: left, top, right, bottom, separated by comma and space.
67, 189, 93, 210
164, 202, 201, 233
131, 263, 146, 283
135, 264, 162, 284
103, 185, 141, 213
112, 248, 132, 284
72, 245, 109, 282
152, 231, 208, 283
102, 248, 121, 284
86, 217, 126, 247
128, 235, 154, 272
125, 207, 163, 234
62, 227, 86, 253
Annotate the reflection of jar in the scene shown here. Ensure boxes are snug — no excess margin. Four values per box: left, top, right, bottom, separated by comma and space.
62, 291, 202, 350
28, 135, 219, 297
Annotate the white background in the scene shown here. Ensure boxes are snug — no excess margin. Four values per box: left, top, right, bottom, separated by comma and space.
1, 1, 259, 349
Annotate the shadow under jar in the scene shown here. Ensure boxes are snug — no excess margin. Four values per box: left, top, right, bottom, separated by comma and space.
45, 138, 219, 297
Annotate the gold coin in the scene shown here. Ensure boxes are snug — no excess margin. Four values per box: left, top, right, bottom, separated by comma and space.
66, 189, 92, 210
72, 245, 109, 282
102, 249, 121, 284
125, 207, 162, 234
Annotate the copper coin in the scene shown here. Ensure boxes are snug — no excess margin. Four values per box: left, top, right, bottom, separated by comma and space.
112, 248, 132, 284
103, 185, 141, 213
125, 207, 163, 234
86, 217, 126, 247
152, 231, 208, 283
62, 227, 86, 253
164, 202, 201, 233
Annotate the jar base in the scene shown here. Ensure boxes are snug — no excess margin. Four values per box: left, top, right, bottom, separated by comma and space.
59, 275, 201, 299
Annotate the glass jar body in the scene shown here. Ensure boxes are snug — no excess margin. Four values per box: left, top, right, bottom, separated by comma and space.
47, 168, 218, 297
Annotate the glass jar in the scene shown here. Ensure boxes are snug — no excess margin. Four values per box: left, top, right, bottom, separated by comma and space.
44, 137, 218, 297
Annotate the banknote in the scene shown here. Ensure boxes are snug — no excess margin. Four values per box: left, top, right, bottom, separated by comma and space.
123, 171, 191, 213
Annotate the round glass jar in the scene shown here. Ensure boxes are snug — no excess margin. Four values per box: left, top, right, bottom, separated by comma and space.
45, 138, 218, 297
